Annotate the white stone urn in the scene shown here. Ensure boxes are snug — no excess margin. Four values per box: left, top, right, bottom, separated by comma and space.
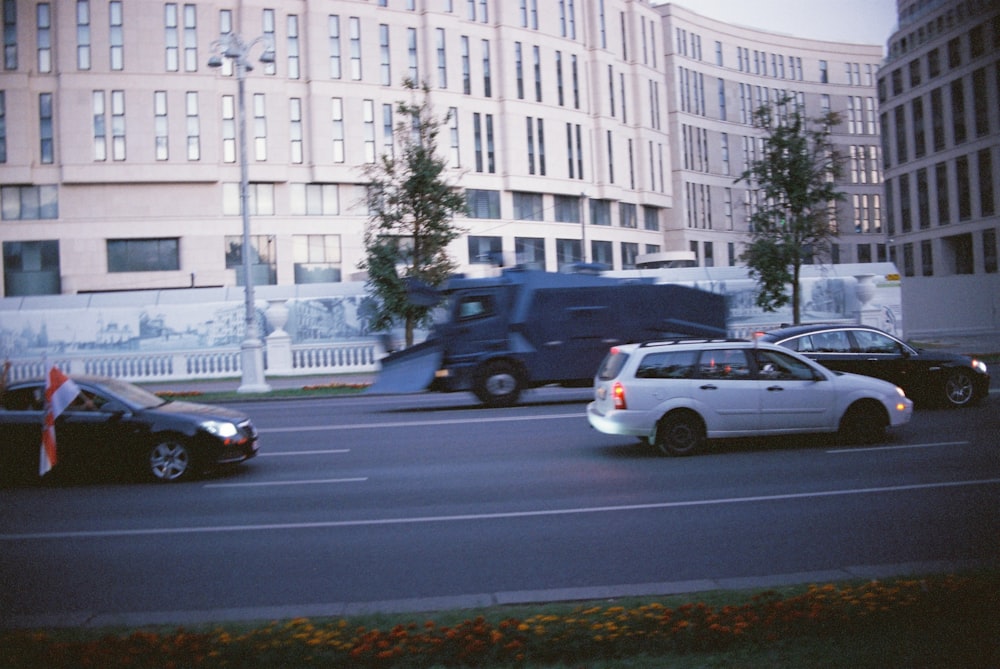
265, 298, 290, 337
854, 274, 876, 308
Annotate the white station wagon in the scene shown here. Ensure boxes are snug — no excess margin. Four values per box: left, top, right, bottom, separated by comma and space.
587, 339, 913, 456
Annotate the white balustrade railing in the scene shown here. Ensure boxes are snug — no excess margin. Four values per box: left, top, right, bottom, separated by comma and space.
3, 338, 384, 384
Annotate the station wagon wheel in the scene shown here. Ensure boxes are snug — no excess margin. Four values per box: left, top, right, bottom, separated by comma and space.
147, 438, 193, 482
943, 369, 975, 407
655, 412, 705, 456
838, 402, 886, 445
473, 360, 522, 407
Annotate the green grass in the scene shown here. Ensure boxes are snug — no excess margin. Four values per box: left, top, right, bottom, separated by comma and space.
2, 569, 997, 668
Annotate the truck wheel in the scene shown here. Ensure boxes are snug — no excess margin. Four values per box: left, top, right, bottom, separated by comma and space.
473, 361, 522, 407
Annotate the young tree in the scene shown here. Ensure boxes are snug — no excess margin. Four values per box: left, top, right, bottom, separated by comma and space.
737, 96, 844, 325
359, 80, 466, 347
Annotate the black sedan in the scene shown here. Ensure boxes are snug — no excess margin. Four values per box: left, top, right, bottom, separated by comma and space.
757, 324, 990, 408
0, 375, 259, 484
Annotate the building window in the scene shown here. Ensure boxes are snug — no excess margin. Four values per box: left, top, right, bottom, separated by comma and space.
436, 28, 447, 88
979, 149, 995, 217
947, 36, 961, 68
591, 240, 613, 267
973, 68, 989, 137
515, 42, 524, 98
556, 238, 581, 269
556, 51, 564, 105
956, 156, 971, 220
349, 16, 361, 80
293, 235, 341, 284
260, 9, 275, 76
382, 103, 393, 156
589, 199, 611, 226
606, 130, 614, 183
289, 98, 303, 164
481, 38, 491, 96
290, 183, 339, 216
109, 1, 123, 70
76, 1, 90, 69
983, 229, 997, 274
181, 4, 197, 72
92, 91, 106, 161
448, 107, 459, 168
222, 183, 274, 216
466, 189, 500, 219
3, 240, 60, 296
572, 54, 580, 109
944, 233, 973, 275
36, 3, 51, 73
154, 91, 168, 160
513, 192, 543, 220
185, 91, 199, 160
107, 238, 180, 272
1, 185, 58, 220
3, 0, 17, 70
643, 205, 660, 231
533, 45, 542, 101
329, 15, 341, 79
819, 60, 828, 83
515, 237, 545, 270
39, 93, 53, 164
469, 235, 502, 264
951, 79, 966, 144
619, 202, 637, 228
222, 94, 236, 163
621, 242, 638, 269
554, 194, 579, 223
225, 234, 276, 285
110, 90, 125, 161
287, 15, 300, 79
0, 91, 5, 162
332, 97, 345, 163
253, 93, 266, 161
363, 99, 375, 163
460, 36, 470, 94
165, 4, 179, 71
379, 24, 390, 85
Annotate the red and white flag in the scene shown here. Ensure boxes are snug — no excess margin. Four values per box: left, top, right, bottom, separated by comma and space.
40, 367, 82, 477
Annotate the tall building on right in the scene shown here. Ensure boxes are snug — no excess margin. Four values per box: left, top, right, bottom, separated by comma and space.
879, 0, 1000, 336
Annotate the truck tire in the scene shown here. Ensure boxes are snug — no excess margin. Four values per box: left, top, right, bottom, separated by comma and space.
473, 360, 522, 407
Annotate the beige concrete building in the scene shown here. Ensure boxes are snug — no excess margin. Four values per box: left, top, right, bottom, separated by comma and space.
659, 3, 887, 268
878, 0, 1000, 336
1, 0, 889, 302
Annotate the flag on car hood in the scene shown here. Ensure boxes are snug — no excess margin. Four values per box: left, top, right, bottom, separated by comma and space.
40, 367, 81, 476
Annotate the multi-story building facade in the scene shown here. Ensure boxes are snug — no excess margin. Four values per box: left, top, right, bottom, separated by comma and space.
0, 0, 675, 297
660, 4, 887, 268
878, 0, 1000, 336
1, 0, 894, 303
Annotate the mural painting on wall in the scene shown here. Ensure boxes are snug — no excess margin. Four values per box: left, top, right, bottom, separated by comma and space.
0, 292, 375, 361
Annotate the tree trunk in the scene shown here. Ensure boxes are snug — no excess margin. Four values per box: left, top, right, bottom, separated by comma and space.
405, 316, 415, 348
791, 265, 802, 325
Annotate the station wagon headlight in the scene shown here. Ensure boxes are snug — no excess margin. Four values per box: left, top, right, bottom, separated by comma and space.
895, 386, 906, 397
201, 420, 239, 439
971, 359, 987, 374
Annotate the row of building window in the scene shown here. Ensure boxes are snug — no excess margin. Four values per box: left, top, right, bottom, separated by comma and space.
896, 228, 998, 277
882, 64, 998, 168
888, 149, 996, 234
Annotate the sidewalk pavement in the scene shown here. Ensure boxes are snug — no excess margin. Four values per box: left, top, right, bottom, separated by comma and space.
139, 332, 1000, 395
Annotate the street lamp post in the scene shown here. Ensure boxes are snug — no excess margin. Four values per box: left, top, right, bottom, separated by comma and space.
208, 33, 274, 393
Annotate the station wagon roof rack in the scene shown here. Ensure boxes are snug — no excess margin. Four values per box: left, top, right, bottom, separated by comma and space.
638, 338, 748, 348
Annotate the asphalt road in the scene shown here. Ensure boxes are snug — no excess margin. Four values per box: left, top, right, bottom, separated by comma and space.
1, 386, 998, 629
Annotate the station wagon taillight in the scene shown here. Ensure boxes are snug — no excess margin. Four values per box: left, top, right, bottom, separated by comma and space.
613, 381, 626, 410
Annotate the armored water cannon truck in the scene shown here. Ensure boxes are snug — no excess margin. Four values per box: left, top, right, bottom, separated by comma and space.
369, 268, 727, 407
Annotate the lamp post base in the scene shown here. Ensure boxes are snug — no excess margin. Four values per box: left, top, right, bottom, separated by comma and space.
237, 337, 271, 393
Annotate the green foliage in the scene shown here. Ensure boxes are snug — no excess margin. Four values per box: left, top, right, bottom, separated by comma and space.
737, 96, 844, 324
359, 80, 466, 346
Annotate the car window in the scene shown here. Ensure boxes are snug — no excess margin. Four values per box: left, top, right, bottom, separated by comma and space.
852, 330, 901, 354
797, 330, 852, 353
754, 349, 818, 381
65, 389, 107, 412
456, 294, 494, 321
635, 350, 697, 379
596, 350, 630, 380
1, 386, 44, 411
694, 348, 751, 380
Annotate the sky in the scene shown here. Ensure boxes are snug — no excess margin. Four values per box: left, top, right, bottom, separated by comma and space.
658, 0, 898, 49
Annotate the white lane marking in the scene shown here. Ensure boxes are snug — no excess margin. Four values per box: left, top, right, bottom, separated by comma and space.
259, 413, 584, 433
258, 449, 350, 457
828, 441, 968, 454
3, 477, 999, 541
204, 477, 367, 489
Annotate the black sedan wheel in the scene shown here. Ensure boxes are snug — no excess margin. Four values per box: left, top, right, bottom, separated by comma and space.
943, 369, 975, 407
147, 439, 193, 482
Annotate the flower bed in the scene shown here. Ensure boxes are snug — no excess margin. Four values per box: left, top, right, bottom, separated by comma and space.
0, 573, 991, 668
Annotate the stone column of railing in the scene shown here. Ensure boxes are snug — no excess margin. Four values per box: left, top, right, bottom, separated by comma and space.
265, 298, 293, 375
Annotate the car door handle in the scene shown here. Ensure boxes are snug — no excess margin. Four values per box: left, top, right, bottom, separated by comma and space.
767, 385, 784, 391
699, 384, 718, 390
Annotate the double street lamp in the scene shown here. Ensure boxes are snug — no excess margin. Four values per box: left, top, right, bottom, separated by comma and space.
208, 33, 274, 393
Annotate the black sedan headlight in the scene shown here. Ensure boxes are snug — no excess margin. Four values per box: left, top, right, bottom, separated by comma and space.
200, 420, 240, 441
970, 359, 988, 375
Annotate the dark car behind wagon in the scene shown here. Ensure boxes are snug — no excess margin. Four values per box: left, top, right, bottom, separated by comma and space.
756, 324, 990, 408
